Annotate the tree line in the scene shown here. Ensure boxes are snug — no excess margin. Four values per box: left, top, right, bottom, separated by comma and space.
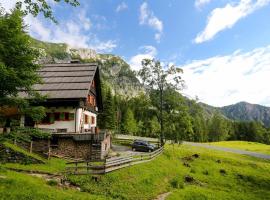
99, 83, 270, 145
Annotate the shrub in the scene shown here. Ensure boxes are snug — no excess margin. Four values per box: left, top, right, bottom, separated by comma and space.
170, 177, 184, 189
7, 127, 51, 142
46, 179, 58, 186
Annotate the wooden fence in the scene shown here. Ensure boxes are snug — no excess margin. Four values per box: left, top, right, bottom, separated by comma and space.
65, 146, 164, 175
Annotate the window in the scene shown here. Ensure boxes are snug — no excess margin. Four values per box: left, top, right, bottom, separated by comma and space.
85, 115, 88, 124
91, 116, 95, 125
69, 113, 75, 120
65, 112, 69, 120
55, 113, 60, 121
60, 112, 65, 120
41, 113, 54, 124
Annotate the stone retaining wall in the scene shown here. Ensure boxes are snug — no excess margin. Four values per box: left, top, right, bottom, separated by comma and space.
0, 143, 43, 164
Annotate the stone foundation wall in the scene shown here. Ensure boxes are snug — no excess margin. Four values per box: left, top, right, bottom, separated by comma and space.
51, 138, 92, 160
0, 143, 43, 164
16, 139, 50, 158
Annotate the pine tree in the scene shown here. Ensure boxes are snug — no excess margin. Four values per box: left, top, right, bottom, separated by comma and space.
122, 108, 137, 135
99, 89, 116, 131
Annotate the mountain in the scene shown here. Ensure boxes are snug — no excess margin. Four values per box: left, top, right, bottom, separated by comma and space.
220, 102, 270, 127
199, 101, 270, 127
30, 39, 143, 98
30, 39, 270, 127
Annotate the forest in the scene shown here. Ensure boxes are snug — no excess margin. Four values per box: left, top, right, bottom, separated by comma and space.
98, 83, 270, 145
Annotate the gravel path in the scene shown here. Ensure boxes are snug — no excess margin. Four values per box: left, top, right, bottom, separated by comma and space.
184, 142, 270, 160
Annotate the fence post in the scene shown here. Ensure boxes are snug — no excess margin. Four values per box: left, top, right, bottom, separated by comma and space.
47, 139, 51, 159
30, 141, 33, 154
87, 162, 89, 174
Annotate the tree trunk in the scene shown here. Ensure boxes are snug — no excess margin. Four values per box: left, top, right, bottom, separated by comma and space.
160, 88, 164, 146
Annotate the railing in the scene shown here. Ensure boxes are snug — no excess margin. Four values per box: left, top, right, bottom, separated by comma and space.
65, 146, 164, 175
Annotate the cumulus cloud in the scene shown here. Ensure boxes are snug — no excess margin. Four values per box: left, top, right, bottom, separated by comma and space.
129, 46, 157, 71
1, 1, 116, 53
181, 45, 270, 106
195, 0, 212, 9
116, 2, 128, 12
139, 2, 163, 42
195, 0, 270, 44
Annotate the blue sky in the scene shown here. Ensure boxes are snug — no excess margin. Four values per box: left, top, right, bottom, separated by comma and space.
2, 0, 270, 107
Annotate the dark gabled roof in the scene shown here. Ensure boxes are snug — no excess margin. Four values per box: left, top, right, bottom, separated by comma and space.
34, 63, 98, 99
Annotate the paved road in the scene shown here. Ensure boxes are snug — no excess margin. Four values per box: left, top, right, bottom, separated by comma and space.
111, 144, 144, 156
184, 142, 270, 160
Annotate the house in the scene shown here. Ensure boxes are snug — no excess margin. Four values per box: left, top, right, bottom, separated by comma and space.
21, 62, 111, 160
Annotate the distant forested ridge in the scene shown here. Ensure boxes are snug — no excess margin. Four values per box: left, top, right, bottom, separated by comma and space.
30, 39, 270, 144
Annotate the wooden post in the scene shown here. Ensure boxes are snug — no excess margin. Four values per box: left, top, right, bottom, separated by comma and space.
75, 162, 78, 174
47, 139, 51, 159
14, 139, 17, 145
30, 141, 33, 153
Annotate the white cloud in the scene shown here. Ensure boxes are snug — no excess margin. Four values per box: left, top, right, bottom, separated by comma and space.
24, 11, 116, 52
129, 46, 157, 71
195, 0, 212, 9
181, 45, 270, 107
116, 2, 128, 12
195, 0, 270, 44
1, 1, 116, 53
1, 1, 16, 11
139, 2, 163, 42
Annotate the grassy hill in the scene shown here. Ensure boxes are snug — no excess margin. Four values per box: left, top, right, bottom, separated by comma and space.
1, 143, 270, 200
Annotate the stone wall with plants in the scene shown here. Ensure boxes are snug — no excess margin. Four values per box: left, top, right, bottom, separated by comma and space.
0, 143, 43, 164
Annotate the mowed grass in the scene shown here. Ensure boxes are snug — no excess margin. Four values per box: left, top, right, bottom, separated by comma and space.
0, 168, 107, 200
207, 141, 270, 155
1, 144, 270, 200
2, 157, 67, 173
68, 144, 270, 200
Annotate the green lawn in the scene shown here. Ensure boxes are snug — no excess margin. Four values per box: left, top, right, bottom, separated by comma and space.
0, 168, 107, 200
68, 144, 270, 200
1, 144, 270, 200
207, 141, 270, 155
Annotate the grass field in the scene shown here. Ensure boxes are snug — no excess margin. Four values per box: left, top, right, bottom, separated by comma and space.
1, 143, 270, 200
207, 141, 270, 155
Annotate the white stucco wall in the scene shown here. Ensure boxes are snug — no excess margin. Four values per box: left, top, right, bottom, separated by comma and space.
83, 110, 97, 131
37, 107, 76, 133
75, 108, 83, 133
37, 107, 97, 133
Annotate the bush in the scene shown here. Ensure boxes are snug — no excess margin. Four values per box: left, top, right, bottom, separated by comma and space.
6, 127, 51, 143
46, 179, 58, 186
170, 177, 184, 189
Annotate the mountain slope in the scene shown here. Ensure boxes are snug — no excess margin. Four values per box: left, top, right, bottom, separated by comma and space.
220, 102, 270, 126
31, 39, 143, 97
30, 38, 270, 126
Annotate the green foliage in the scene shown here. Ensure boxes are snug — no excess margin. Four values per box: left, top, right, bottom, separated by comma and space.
208, 112, 230, 142
138, 59, 184, 145
0, 10, 41, 99
6, 127, 51, 143
121, 108, 138, 135
99, 88, 116, 131
11, 0, 80, 23
0, 9, 46, 123
46, 179, 58, 186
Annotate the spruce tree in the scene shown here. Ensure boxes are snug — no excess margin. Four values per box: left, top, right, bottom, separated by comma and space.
99, 89, 116, 131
